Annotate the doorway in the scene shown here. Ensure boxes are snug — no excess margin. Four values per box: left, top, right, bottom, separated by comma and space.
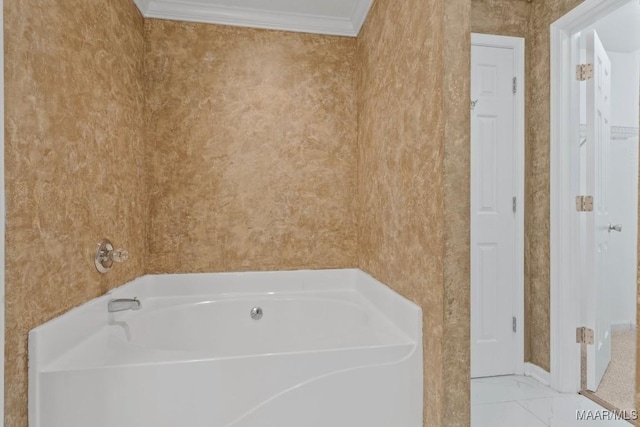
470, 33, 525, 378
550, 0, 639, 416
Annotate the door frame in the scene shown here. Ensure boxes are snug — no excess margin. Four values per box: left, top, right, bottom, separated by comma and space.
471, 33, 525, 376
550, 0, 633, 393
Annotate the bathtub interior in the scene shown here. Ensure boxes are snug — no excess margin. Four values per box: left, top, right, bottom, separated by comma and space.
29, 269, 423, 427
41, 291, 415, 372
32, 269, 420, 370
109, 292, 413, 354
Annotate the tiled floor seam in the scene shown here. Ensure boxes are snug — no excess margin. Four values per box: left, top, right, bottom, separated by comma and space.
515, 399, 551, 426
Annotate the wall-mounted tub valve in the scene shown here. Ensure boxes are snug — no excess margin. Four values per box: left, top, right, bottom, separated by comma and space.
95, 239, 129, 273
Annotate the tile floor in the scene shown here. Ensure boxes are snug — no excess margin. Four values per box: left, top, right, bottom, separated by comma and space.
472, 375, 632, 426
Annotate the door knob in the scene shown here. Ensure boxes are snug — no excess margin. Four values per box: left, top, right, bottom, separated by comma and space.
608, 223, 622, 232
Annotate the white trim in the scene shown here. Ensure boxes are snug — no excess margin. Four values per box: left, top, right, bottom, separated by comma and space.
133, 0, 151, 15
349, 0, 374, 36
550, 0, 634, 393
471, 33, 526, 376
524, 363, 551, 386
135, 0, 374, 37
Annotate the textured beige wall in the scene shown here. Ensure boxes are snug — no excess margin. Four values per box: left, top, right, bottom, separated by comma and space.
4, 0, 146, 425
144, 20, 358, 273
357, 0, 465, 424
471, 0, 530, 37
527, 0, 583, 371
443, 0, 471, 424
5, 2, 476, 426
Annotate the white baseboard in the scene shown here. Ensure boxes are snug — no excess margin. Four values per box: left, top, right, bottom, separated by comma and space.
610, 322, 636, 331
524, 363, 551, 386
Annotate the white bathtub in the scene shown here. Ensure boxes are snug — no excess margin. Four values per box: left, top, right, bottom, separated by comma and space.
29, 269, 423, 427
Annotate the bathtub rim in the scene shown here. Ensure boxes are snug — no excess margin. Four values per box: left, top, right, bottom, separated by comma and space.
29, 268, 423, 426
30, 269, 422, 366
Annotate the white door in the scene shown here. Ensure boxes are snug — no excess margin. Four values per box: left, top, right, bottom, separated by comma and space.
470, 43, 518, 378
583, 29, 612, 391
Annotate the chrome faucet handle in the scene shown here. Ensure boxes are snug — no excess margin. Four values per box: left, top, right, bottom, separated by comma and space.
110, 249, 129, 262
95, 239, 129, 273
608, 223, 622, 232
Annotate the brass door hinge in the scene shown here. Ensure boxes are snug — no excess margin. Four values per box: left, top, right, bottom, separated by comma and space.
576, 64, 593, 81
576, 327, 594, 345
576, 195, 594, 212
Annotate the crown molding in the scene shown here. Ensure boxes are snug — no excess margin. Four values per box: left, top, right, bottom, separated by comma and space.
133, 0, 152, 16
133, 0, 374, 37
350, 0, 374, 35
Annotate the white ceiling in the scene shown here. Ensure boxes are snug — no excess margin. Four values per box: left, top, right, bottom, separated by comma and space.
590, 0, 640, 52
133, 0, 374, 37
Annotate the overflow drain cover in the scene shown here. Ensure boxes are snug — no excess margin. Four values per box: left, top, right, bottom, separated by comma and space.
250, 307, 263, 320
